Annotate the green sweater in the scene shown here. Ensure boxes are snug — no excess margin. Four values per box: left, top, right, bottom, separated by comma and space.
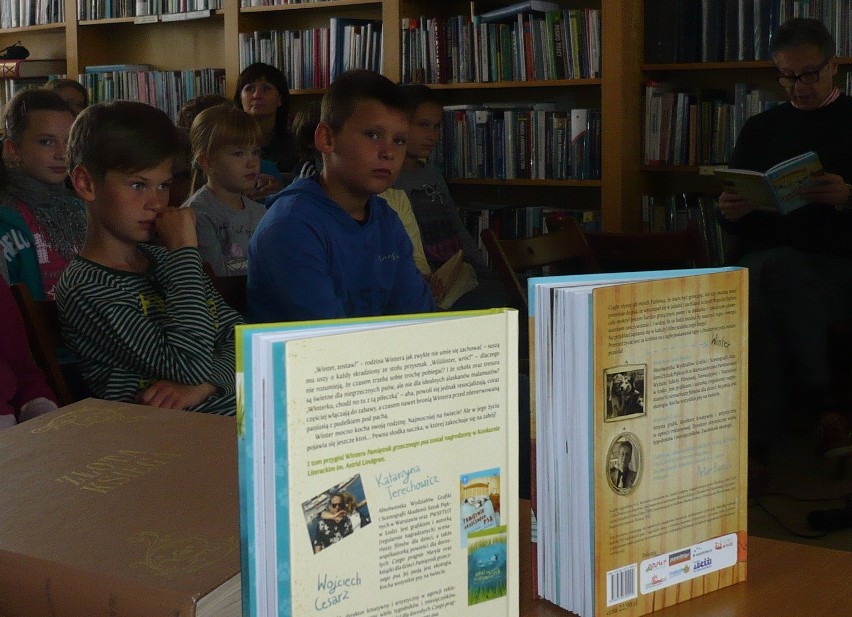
56, 245, 242, 415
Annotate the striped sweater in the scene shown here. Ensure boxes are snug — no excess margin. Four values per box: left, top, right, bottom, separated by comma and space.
56, 245, 242, 415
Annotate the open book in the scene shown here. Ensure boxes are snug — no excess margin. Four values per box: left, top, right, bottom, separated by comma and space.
528, 268, 748, 617
714, 150, 823, 215
236, 309, 519, 616
433, 249, 479, 310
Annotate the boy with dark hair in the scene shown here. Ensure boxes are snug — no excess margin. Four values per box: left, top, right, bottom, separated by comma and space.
247, 69, 434, 322
56, 101, 242, 415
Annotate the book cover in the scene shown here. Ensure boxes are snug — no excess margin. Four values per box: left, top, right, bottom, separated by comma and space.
714, 150, 823, 215
236, 309, 519, 617
0, 58, 66, 79
0, 399, 241, 617
528, 268, 748, 617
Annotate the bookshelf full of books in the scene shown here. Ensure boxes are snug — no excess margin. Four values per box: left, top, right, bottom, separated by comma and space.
0, 0, 649, 232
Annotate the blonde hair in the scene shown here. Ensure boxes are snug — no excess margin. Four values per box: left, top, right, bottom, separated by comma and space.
188, 104, 262, 193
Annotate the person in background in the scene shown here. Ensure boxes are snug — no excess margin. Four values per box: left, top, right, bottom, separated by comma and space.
247, 69, 434, 323
0, 260, 58, 428
183, 104, 266, 278
290, 100, 323, 180
57, 101, 242, 415
717, 17, 852, 463
0, 89, 84, 300
234, 63, 296, 200
394, 83, 509, 310
44, 78, 89, 117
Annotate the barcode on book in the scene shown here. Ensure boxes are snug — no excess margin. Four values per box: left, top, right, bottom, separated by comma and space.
606, 564, 637, 606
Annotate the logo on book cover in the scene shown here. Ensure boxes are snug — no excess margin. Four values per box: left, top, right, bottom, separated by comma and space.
668, 549, 691, 566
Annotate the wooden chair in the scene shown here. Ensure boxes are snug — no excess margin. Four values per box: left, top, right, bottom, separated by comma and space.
480, 216, 597, 310
10, 283, 75, 406
583, 220, 710, 273
203, 263, 247, 316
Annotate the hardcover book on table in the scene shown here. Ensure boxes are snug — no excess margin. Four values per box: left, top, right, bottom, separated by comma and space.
528, 268, 748, 617
236, 309, 520, 616
0, 399, 241, 617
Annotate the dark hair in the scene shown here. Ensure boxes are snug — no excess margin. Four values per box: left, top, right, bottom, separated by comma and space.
398, 83, 442, 115
771, 18, 836, 58
321, 70, 407, 133
233, 62, 290, 129
292, 100, 321, 163
44, 78, 89, 108
177, 93, 232, 130
1, 88, 73, 143
67, 101, 183, 180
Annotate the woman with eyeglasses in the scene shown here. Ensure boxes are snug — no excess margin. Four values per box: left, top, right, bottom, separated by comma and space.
717, 18, 852, 480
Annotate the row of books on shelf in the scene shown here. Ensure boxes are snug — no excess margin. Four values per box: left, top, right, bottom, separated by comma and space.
643, 82, 780, 167
77, 0, 220, 20
643, 192, 729, 267
435, 104, 601, 182
400, 7, 600, 85
1, 0, 63, 28
79, 66, 225, 122
239, 18, 382, 87
645, 0, 852, 63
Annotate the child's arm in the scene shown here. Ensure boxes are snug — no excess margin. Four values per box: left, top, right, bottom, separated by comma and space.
60, 247, 233, 398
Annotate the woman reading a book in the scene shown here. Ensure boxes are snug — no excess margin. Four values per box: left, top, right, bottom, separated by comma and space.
716, 18, 852, 467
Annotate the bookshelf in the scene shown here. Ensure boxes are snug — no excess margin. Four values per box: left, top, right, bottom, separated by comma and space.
0, 0, 645, 232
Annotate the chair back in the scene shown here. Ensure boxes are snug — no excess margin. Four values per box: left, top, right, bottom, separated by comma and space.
203, 263, 247, 316
583, 221, 710, 272
480, 217, 597, 309
10, 284, 75, 406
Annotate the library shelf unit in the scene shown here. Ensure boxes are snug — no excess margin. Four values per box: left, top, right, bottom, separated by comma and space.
0, 0, 646, 232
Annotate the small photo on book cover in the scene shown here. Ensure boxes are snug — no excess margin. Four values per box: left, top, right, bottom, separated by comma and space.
604, 364, 646, 421
302, 473, 371, 553
460, 468, 501, 546
606, 432, 643, 495
467, 525, 508, 606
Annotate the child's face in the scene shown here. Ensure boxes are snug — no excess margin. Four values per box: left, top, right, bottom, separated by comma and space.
406, 102, 443, 160
6, 109, 74, 185
322, 99, 409, 197
85, 159, 173, 246
204, 143, 261, 194
240, 78, 282, 120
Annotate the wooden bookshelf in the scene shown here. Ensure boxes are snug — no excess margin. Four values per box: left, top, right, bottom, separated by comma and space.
0, 0, 647, 231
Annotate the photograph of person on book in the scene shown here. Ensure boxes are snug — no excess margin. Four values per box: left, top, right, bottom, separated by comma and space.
605, 367, 646, 420
607, 435, 641, 494
716, 17, 852, 470
246, 69, 435, 322
56, 101, 242, 416
302, 475, 370, 553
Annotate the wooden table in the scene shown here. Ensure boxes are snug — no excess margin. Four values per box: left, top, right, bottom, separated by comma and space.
519, 501, 852, 616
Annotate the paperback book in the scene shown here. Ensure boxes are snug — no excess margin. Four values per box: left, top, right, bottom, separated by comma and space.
529, 268, 748, 617
714, 150, 823, 215
236, 309, 520, 616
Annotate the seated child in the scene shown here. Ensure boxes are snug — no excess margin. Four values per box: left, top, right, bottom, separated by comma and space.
0, 89, 85, 300
44, 78, 89, 117
182, 104, 266, 277
247, 69, 435, 322
0, 266, 58, 428
394, 84, 509, 310
56, 101, 243, 415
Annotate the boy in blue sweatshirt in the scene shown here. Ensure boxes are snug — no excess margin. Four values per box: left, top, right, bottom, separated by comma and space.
247, 70, 435, 323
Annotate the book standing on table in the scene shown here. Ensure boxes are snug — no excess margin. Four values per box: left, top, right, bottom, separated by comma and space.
529, 268, 748, 617
236, 309, 520, 617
